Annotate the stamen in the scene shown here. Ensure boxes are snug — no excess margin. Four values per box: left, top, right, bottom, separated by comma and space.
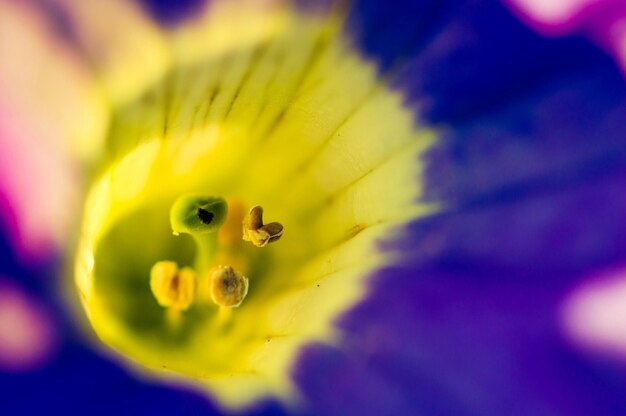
209, 266, 249, 308
244, 205, 264, 230
242, 205, 284, 247
150, 261, 196, 310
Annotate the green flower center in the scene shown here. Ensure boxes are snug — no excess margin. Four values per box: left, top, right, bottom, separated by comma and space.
73, 8, 436, 409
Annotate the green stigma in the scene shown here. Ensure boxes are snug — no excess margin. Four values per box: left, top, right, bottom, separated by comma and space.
168, 194, 229, 275
170, 195, 228, 236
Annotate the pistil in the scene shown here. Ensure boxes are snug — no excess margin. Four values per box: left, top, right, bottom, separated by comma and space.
170, 195, 228, 274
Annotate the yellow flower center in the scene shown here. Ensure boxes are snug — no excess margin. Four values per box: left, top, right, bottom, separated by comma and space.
73, 5, 436, 409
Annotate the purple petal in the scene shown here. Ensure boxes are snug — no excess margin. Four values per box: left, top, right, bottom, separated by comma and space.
293, 161, 626, 415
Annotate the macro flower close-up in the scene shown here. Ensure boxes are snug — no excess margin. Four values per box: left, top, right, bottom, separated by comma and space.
2, 0, 626, 414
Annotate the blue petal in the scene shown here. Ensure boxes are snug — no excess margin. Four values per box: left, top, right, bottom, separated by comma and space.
137, 0, 208, 26
1, 346, 217, 416
348, 0, 619, 124
398, 167, 626, 278
421, 62, 626, 205
293, 168, 626, 415
299, 264, 626, 416
289, 1, 626, 415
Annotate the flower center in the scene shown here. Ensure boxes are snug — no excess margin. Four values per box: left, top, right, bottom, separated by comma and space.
73, 8, 436, 409
150, 195, 284, 312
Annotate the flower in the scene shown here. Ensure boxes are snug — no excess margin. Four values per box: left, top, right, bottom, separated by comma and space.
2, 0, 626, 415
71, 0, 436, 407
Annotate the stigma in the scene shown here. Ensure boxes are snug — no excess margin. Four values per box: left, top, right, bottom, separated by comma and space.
150, 261, 196, 310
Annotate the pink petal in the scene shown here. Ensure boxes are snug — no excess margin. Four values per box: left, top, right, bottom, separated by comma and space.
504, 0, 626, 73
0, 100, 79, 261
561, 267, 626, 361
0, 280, 58, 372
0, 1, 107, 261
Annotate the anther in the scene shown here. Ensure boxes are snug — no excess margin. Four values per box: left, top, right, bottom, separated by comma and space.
209, 266, 249, 308
150, 261, 196, 310
242, 206, 284, 247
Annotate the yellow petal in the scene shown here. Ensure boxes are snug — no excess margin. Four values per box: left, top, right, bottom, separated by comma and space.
74, 5, 439, 410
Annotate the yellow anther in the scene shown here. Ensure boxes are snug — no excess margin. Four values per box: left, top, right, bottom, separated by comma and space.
244, 205, 264, 230
242, 206, 284, 247
150, 261, 196, 310
209, 266, 249, 308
